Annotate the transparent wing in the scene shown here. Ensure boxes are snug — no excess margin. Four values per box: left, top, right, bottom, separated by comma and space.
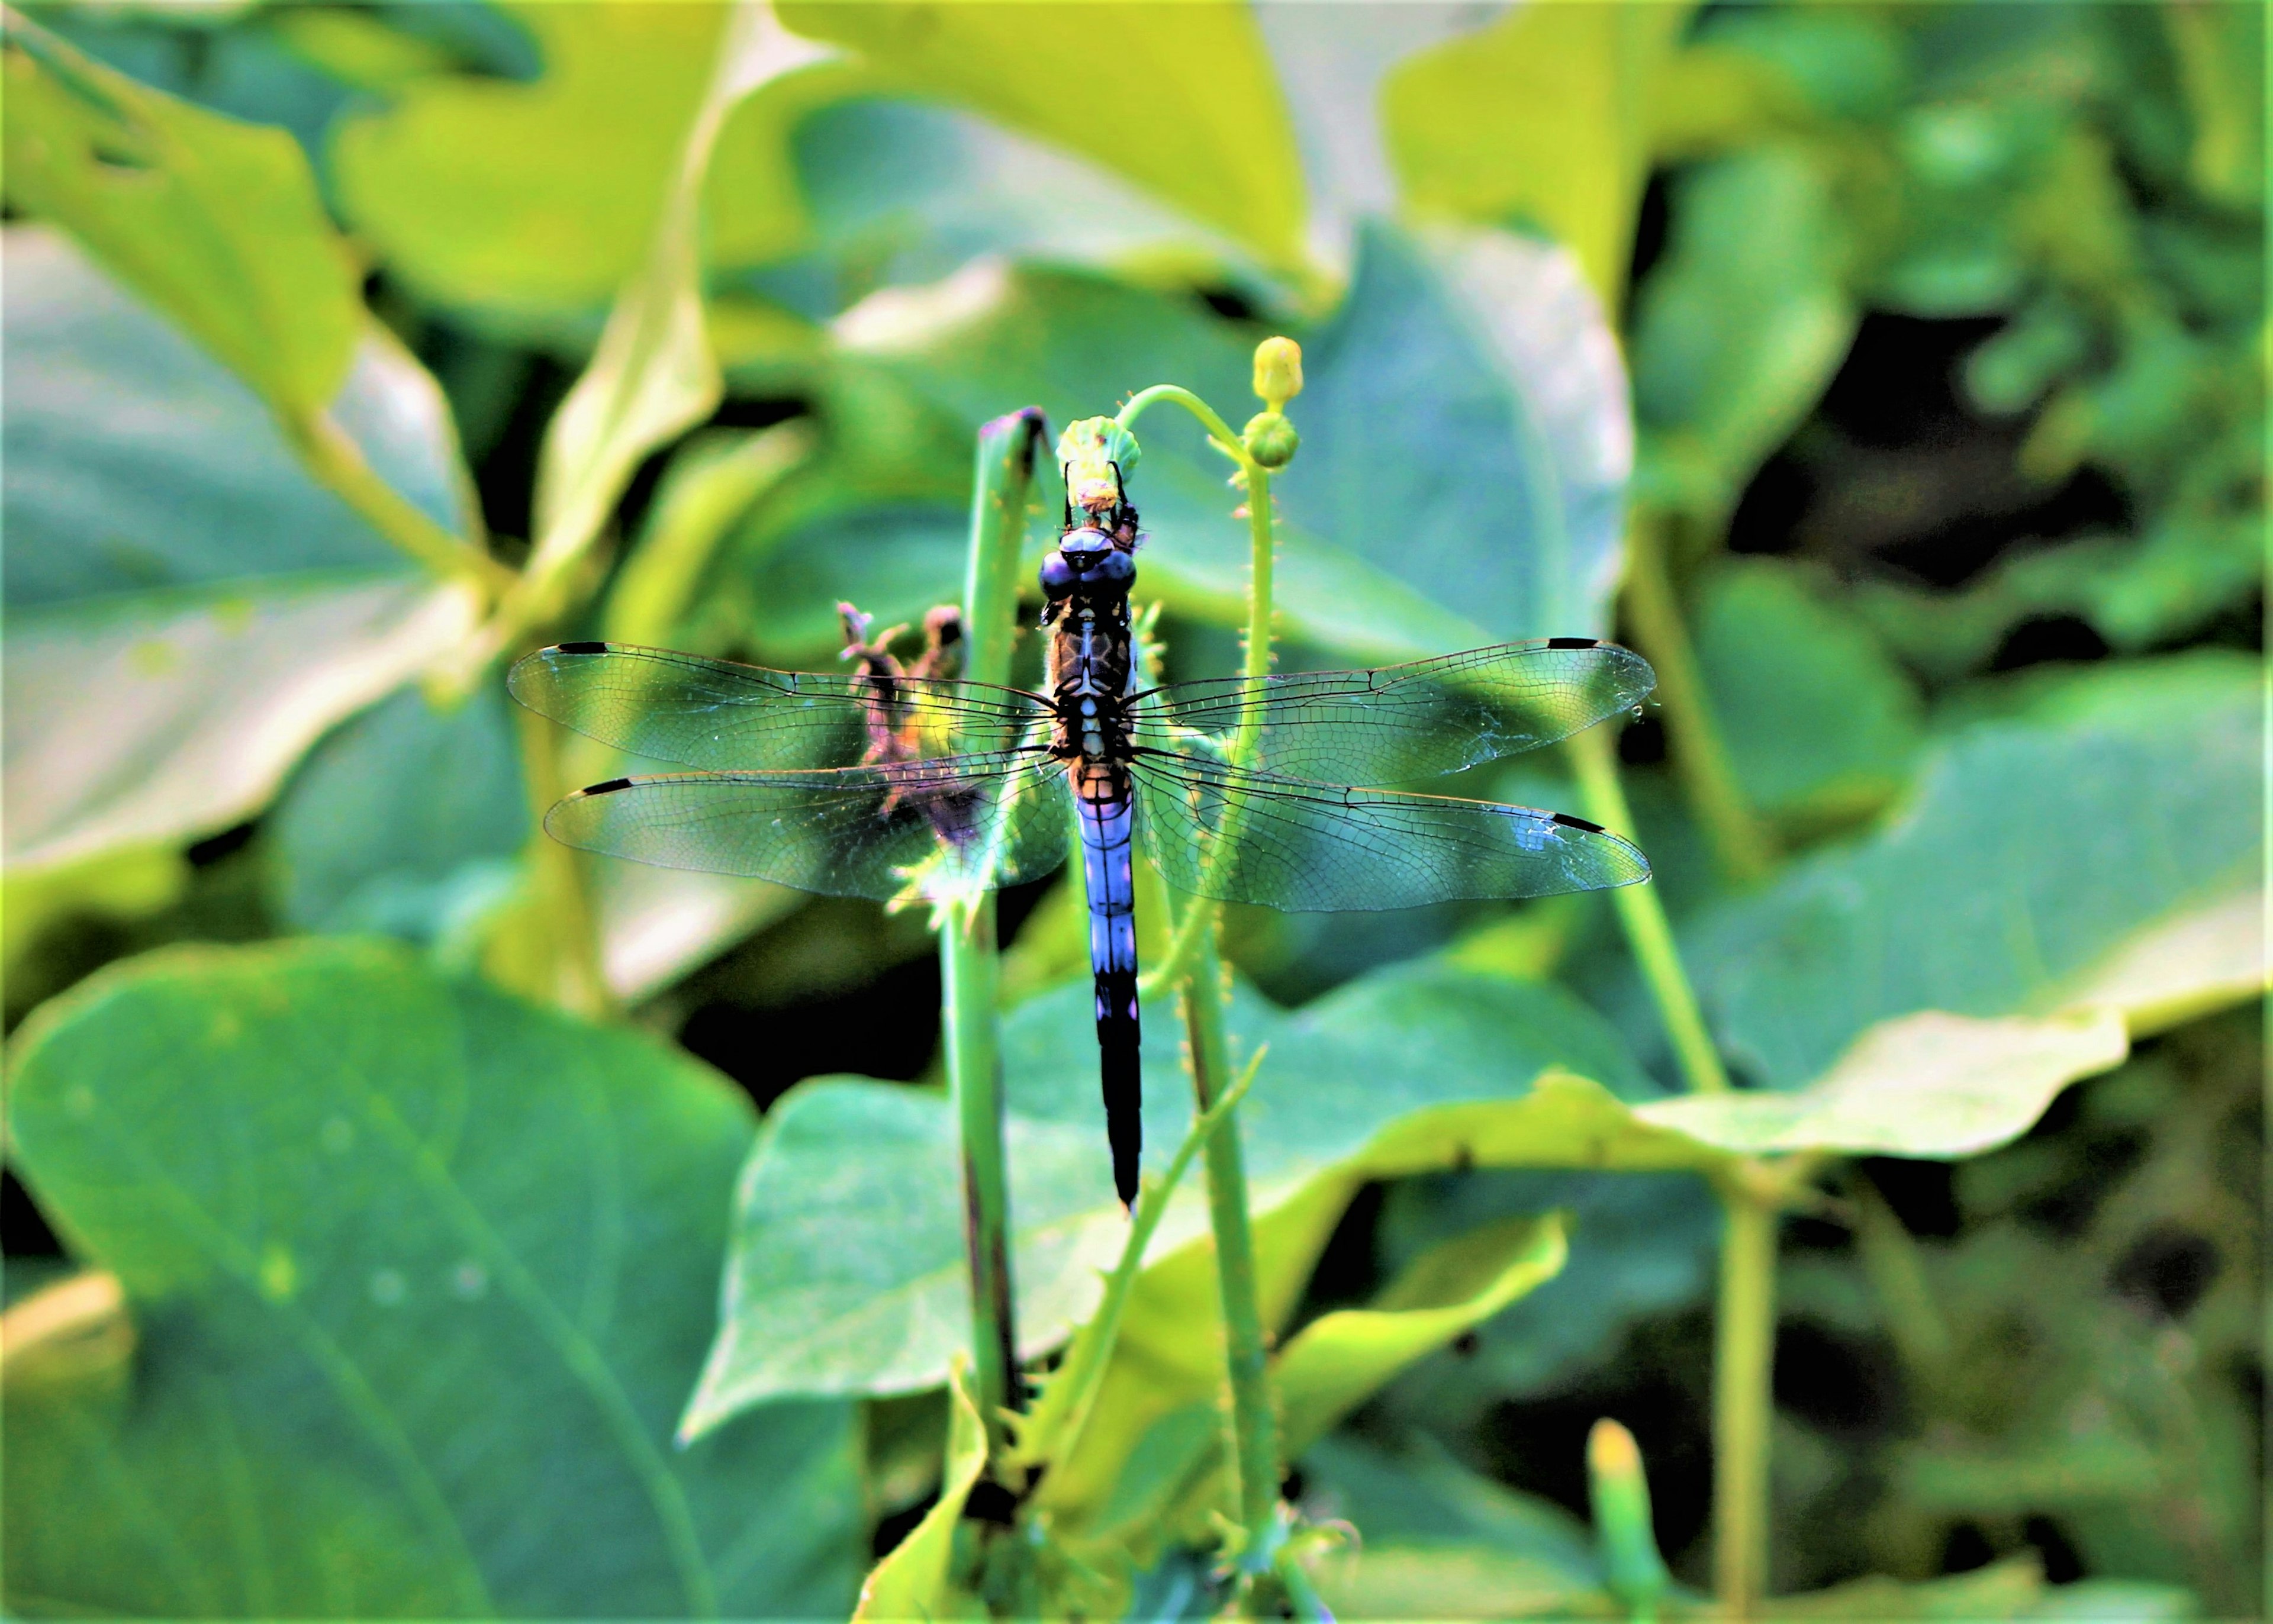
545, 750, 1071, 902
508, 642, 1049, 772
1129, 639, 1654, 785
1128, 749, 1647, 913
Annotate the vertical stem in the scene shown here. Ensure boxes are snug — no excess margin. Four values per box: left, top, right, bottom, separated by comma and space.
944, 408, 1046, 1464
1712, 1188, 1778, 1617
512, 703, 611, 1020
1620, 510, 1776, 885
1180, 933, 1281, 1561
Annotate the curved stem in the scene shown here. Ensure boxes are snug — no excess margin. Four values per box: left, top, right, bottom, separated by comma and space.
1564, 727, 1730, 1095
1621, 510, 1776, 884
1118, 383, 1245, 452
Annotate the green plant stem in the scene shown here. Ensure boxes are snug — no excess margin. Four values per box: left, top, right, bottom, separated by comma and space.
1179, 933, 1281, 1569
1620, 510, 1775, 884
1712, 1184, 1778, 1619
1015, 1052, 1260, 1474
284, 408, 513, 600
510, 704, 612, 1020
1570, 712, 1783, 1615
1564, 727, 1730, 1096
944, 408, 1047, 1467
1116, 381, 1286, 1580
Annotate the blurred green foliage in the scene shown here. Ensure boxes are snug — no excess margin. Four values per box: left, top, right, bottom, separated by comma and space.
1, 1, 2259, 1619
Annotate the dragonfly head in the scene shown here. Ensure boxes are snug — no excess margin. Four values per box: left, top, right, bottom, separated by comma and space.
1041, 529, 1136, 610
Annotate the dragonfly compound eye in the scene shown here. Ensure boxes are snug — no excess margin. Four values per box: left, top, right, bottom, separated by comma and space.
1039, 553, 1079, 598
1090, 548, 1135, 585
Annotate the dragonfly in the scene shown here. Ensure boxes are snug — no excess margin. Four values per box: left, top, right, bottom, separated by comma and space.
508, 483, 1655, 1210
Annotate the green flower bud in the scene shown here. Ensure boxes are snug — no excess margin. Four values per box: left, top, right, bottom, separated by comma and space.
1587, 1419, 1670, 1609
1252, 336, 1303, 411
1242, 410, 1299, 470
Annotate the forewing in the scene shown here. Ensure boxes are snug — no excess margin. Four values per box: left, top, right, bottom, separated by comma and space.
1131, 639, 1654, 785
508, 642, 1047, 771
545, 750, 1071, 902
1128, 750, 1647, 913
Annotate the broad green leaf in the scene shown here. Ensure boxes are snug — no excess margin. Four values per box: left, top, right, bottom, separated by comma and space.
685, 962, 1665, 1425
331, 2, 848, 319
1274, 1214, 1566, 1457
1, 10, 360, 416
1250, 5, 1506, 270
1300, 1435, 1613, 1620
4, 228, 468, 607
3, 229, 481, 874
6, 571, 475, 874
1683, 655, 2265, 1091
1693, 559, 1924, 833
851, 1359, 986, 1623
1050, 1214, 1570, 1553
1376, 1168, 1718, 1404
1383, 2, 1695, 304
4, 939, 863, 1618
777, 0, 1309, 273
790, 95, 1247, 305
452, 4, 849, 687
1637, 1010, 2129, 1158
265, 684, 527, 946
1630, 145, 1858, 521
1284, 223, 1633, 642
832, 220, 1631, 660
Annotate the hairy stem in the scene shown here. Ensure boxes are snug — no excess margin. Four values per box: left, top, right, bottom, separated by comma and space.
1620, 510, 1776, 884
945, 408, 1047, 1464
1180, 933, 1281, 1564
1117, 381, 1286, 1578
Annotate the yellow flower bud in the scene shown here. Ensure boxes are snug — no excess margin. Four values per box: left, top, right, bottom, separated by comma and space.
1252, 336, 1303, 411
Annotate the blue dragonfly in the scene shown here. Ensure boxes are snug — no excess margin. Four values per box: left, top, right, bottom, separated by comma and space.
508, 488, 1654, 1209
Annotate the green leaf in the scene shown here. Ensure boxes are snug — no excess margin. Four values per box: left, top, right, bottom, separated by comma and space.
835, 219, 1631, 659
481, 2, 845, 669
3, 229, 481, 874
1376, 1168, 1718, 1403
1638, 1010, 2129, 1158
1630, 144, 1858, 520
331, 2, 846, 320
851, 1359, 986, 1623
1692, 559, 1924, 833
1684, 655, 2266, 1091
1299, 1435, 1612, 1620
265, 684, 527, 945
2, 9, 361, 415
776, 0, 1309, 273
685, 962, 1664, 1424
791, 95, 1242, 303
1383, 2, 1695, 304
1274, 1214, 1567, 1457
4, 939, 862, 1619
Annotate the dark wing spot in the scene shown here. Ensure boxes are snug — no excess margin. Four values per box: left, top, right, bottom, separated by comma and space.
1552, 811, 1606, 833
583, 778, 635, 795
1547, 636, 1598, 649
556, 641, 610, 655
